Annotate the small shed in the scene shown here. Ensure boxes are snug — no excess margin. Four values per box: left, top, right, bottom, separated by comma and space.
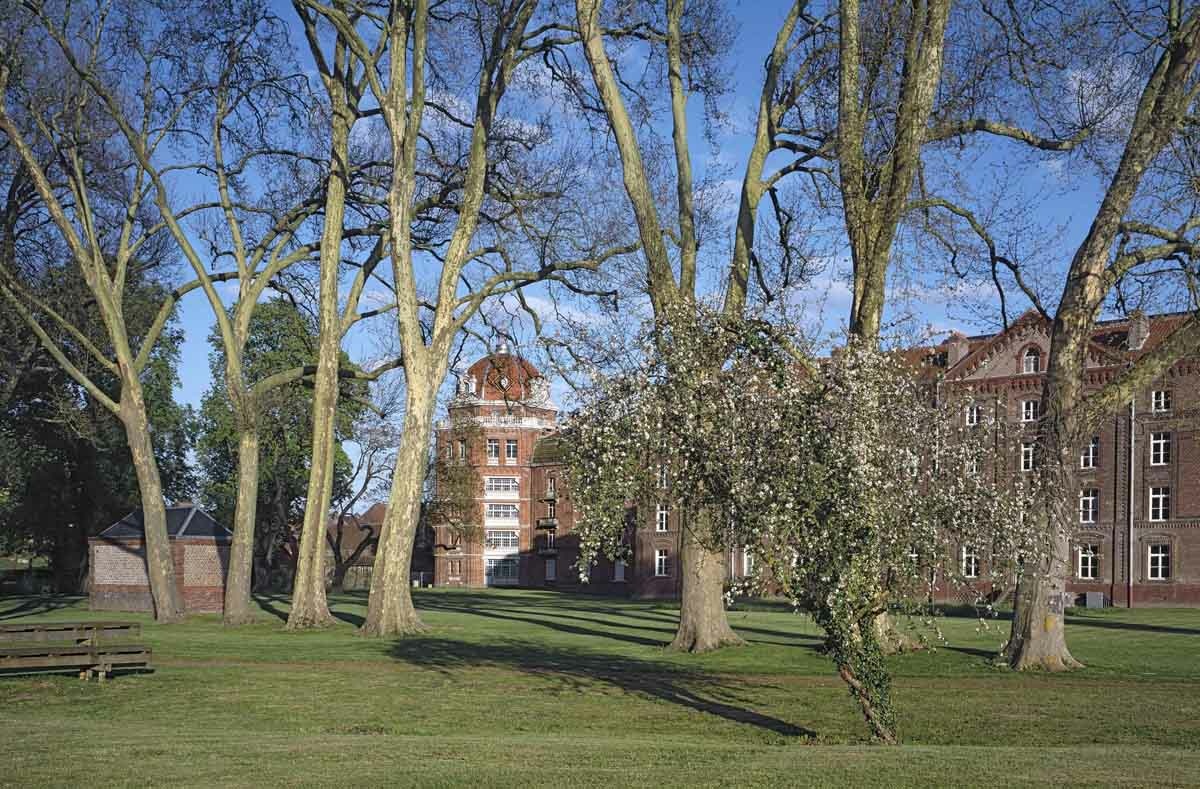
89, 503, 232, 614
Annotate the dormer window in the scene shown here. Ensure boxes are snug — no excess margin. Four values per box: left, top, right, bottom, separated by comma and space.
1022, 348, 1041, 374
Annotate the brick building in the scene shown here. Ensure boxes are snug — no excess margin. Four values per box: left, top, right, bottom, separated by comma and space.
431, 312, 1198, 606
911, 310, 1200, 607
89, 503, 232, 613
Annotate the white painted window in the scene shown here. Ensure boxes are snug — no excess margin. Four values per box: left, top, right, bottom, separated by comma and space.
1022, 399, 1040, 422
965, 404, 981, 426
485, 477, 519, 493
486, 438, 500, 463
1080, 436, 1099, 470
1023, 348, 1040, 374
614, 559, 626, 582
1148, 544, 1171, 580
961, 547, 980, 579
968, 456, 980, 476
1152, 389, 1172, 413
457, 439, 467, 460
545, 559, 556, 581
547, 476, 557, 496
485, 503, 519, 521
654, 549, 670, 577
544, 530, 556, 549
505, 439, 518, 461
658, 463, 669, 489
1021, 441, 1036, 472
1151, 432, 1171, 466
656, 503, 669, 532
1077, 544, 1099, 580
743, 551, 755, 577
1079, 489, 1099, 524
546, 499, 556, 519
1149, 487, 1170, 522
485, 529, 519, 550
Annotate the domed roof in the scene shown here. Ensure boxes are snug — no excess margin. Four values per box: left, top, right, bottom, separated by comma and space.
465, 344, 544, 402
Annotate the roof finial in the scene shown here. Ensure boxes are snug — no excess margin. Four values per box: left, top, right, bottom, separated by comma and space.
498, 340, 509, 355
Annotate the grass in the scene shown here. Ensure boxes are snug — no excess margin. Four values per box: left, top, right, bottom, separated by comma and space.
1, 589, 1198, 787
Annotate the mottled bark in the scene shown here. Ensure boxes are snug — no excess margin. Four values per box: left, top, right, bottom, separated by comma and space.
223, 422, 260, 625
121, 383, 184, 623
668, 522, 744, 653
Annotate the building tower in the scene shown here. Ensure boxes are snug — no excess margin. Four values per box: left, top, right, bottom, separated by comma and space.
432, 345, 558, 587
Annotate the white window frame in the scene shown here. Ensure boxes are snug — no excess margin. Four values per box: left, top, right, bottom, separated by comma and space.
1079, 489, 1098, 524
1021, 441, 1036, 472
486, 438, 500, 464
1023, 348, 1040, 374
1022, 399, 1040, 422
658, 463, 669, 489
1080, 437, 1099, 470
1150, 432, 1171, 466
1077, 544, 1099, 580
1148, 544, 1171, 580
654, 549, 670, 577
1152, 389, 1172, 414
547, 476, 557, 496
505, 438, 518, 461
546, 499, 556, 519
965, 404, 981, 427
1149, 487, 1170, 522
484, 529, 519, 550
743, 550, 754, 577
484, 477, 520, 493
485, 556, 519, 583
485, 503, 519, 521
961, 547, 980, 579
457, 439, 467, 460
656, 503, 669, 532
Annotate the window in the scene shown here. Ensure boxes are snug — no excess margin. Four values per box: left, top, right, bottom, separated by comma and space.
485, 556, 519, 583
547, 476, 557, 496
1151, 432, 1171, 466
485, 503, 519, 520
544, 530, 555, 549
961, 547, 980, 579
546, 499, 556, 519
1149, 487, 1170, 522
1023, 348, 1041, 374
1148, 544, 1171, 580
1022, 399, 1040, 422
457, 439, 467, 460
448, 559, 462, 576
1079, 489, 1098, 524
484, 477, 519, 493
967, 456, 980, 476
1152, 389, 1172, 414
743, 551, 755, 577
505, 439, 518, 461
658, 463, 669, 489
485, 529, 519, 550
1021, 441, 1036, 472
1080, 436, 1099, 470
1077, 545, 1099, 580
654, 549, 671, 577
965, 404, 981, 426
656, 503, 669, 532
614, 559, 626, 582
486, 438, 500, 461
545, 559, 557, 581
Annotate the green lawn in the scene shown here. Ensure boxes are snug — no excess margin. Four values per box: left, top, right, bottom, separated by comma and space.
1, 590, 1198, 787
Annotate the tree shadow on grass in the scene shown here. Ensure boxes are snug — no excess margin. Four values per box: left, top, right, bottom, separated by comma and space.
414, 590, 823, 649
0, 595, 82, 621
1063, 616, 1200, 637
388, 635, 816, 738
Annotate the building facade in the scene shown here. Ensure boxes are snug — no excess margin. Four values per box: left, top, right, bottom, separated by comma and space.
431, 312, 1198, 606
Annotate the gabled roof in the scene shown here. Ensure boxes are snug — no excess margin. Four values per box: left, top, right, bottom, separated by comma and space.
942, 310, 1126, 381
99, 504, 232, 541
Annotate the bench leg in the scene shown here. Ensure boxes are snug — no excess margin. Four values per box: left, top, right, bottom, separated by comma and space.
79, 670, 88, 681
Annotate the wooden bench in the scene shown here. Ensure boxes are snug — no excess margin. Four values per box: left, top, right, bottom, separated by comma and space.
0, 621, 152, 680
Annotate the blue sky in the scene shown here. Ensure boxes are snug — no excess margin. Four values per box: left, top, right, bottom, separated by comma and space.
166, 1, 1115, 455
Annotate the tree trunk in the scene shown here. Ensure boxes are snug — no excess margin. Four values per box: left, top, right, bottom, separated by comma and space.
121, 382, 184, 623
668, 521, 744, 652
223, 424, 260, 625
360, 377, 437, 637
1007, 313, 1087, 671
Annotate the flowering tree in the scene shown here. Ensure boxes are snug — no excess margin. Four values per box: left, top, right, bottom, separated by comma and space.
565, 312, 1038, 742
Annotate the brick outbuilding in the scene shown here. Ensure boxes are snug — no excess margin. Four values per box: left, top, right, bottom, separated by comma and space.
89, 504, 232, 614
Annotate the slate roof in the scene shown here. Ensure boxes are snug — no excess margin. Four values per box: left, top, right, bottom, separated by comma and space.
99, 504, 233, 541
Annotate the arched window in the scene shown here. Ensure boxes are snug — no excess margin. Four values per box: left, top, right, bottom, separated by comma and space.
1022, 347, 1041, 374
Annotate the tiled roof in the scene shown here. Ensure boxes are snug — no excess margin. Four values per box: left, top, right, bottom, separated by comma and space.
99, 505, 232, 540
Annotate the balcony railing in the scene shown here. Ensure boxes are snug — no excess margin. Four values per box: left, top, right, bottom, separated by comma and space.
535, 517, 558, 530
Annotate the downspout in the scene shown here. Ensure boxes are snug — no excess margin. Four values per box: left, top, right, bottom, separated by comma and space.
1127, 400, 1135, 609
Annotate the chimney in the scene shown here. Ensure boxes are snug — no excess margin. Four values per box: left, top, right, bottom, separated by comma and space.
946, 331, 970, 367
1128, 310, 1150, 351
